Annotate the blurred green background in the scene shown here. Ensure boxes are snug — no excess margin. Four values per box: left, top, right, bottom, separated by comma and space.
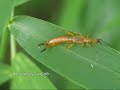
15, 0, 120, 51
1, 0, 120, 89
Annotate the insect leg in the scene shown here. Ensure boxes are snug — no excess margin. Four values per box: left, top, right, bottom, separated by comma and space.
66, 44, 74, 49
73, 32, 82, 36
87, 43, 92, 47
77, 32, 82, 36
65, 31, 75, 36
81, 43, 84, 48
86, 34, 90, 38
66, 31, 82, 36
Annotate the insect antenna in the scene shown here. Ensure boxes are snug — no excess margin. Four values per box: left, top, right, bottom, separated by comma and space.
98, 39, 106, 45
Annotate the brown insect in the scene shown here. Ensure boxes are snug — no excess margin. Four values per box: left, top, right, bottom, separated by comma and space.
38, 31, 101, 52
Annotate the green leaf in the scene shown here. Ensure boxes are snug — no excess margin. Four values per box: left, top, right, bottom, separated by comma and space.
11, 53, 56, 89
9, 15, 120, 89
38, 60, 83, 89
13, 0, 31, 7
0, 0, 13, 36
0, 63, 11, 85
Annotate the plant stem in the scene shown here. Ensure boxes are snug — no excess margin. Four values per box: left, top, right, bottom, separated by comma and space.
9, 10, 16, 61
0, 28, 10, 61
10, 34, 16, 60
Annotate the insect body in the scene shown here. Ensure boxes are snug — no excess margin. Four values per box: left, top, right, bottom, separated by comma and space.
38, 31, 101, 52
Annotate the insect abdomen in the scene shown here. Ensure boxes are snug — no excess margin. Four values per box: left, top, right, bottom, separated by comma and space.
46, 36, 72, 47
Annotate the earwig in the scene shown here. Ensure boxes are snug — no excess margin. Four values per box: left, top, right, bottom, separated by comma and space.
38, 31, 101, 52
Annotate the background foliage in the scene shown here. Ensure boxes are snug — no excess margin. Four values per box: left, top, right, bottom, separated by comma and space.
0, 0, 120, 89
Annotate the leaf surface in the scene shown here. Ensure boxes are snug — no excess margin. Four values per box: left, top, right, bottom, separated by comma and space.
9, 15, 120, 89
11, 53, 56, 89
0, 63, 11, 85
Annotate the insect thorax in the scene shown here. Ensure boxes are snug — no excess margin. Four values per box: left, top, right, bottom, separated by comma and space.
72, 36, 84, 43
